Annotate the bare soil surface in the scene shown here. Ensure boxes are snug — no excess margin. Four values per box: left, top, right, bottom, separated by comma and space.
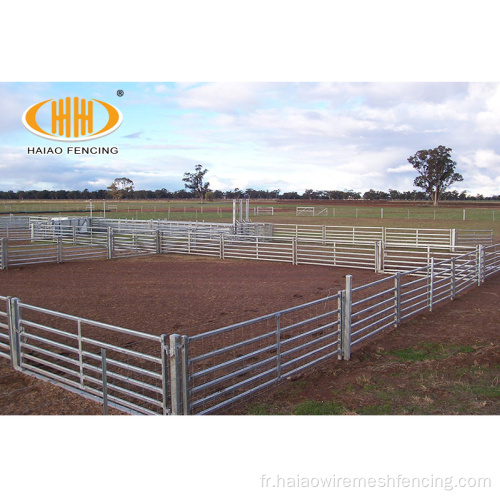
1, 254, 499, 415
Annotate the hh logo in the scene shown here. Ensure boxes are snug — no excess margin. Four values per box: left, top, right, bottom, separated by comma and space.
22, 97, 122, 142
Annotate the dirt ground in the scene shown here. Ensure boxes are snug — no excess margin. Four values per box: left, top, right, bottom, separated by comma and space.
1, 254, 499, 415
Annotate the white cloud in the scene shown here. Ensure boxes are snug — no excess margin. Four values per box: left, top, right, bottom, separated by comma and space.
387, 165, 414, 173
177, 83, 271, 112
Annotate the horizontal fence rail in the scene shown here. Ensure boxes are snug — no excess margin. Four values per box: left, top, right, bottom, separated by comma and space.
271, 223, 384, 244
381, 244, 478, 274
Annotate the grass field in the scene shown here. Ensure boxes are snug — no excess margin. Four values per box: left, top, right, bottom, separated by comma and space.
2, 198, 500, 220
2, 199, 499, 238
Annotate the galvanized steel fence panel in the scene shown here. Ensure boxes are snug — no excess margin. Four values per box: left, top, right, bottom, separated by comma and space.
93, 218, 236, 237
384, 227, 453, 246
271, 223, 384, 244
6, 241, 60, 266
296, 239, 377, 269
456, 229, 494, 246
382, 244, 476, 274
6, 298, 167, 415
111, 230, 158, 259
485, 244, 500, 278
271, 224, 493, 247
182, 294, 341, 415
347, 248, 484, 349
223, 235, 294, 263
158, 232, 222, 258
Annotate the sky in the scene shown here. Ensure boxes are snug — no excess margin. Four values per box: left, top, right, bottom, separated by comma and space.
2, 81, 500, 197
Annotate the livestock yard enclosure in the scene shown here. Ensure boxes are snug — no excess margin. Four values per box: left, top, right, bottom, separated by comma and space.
1, 202, 499, 415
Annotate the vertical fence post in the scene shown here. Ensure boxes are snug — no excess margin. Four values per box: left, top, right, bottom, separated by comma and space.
377, 240, 384, 273
0, 238, 7, 269
107, 227, 114, 259
156, 229, 161, 254
276, 313, 282, 379
101, 348, 109, 415
220, 233, 224, 259
451, 258, 456, 300
375, 241, 384, 273
57, 236, 63, 263
451, 228, 456, 252
478, 244, 484, 285
394, 272, 401, 326
340, 275, 352, 361
337, 291, 343, 360
77, 320, 84, 388
7, 297, 22, 371
181, 335, 190, 415
429, 257, 435, 312
169, 334, 182, 415
160, 334, 170, 415
292, 237, 297, 265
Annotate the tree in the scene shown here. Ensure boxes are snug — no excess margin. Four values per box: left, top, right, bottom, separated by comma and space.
182, 164, 210, 203
408, 146, 463, 206
107, 177, 134, 200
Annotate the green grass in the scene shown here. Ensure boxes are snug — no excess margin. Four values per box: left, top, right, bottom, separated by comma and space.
2, 200, 500, 229
245, 345, 499, 415
385, 343, 476, 362
293, 400, 347, 415
356, 403, 393, 415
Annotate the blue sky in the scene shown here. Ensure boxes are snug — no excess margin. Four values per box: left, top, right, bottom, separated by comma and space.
2, 81, 500, 196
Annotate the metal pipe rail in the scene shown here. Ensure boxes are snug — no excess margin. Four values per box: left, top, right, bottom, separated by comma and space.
5, 298, 167, 415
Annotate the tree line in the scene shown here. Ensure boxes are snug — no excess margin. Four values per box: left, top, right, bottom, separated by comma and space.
1, 187, 498, 202
2, 147, 498, 203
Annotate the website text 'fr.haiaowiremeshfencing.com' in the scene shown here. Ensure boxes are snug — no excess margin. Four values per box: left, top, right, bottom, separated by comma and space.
259, 474, 492, 492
